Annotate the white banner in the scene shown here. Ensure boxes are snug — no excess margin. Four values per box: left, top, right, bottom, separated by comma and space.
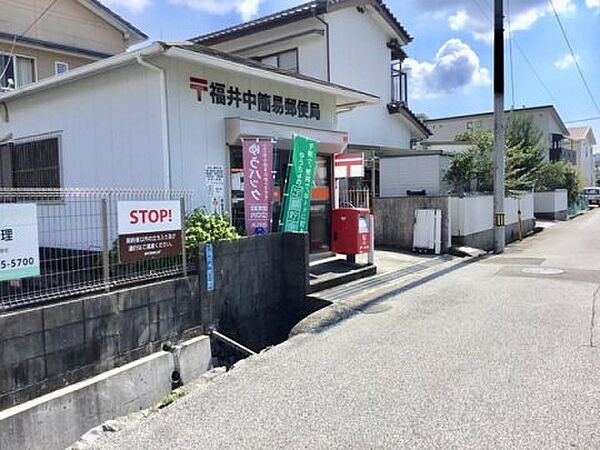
0, 204, 40, 281
117, 201, 182, 235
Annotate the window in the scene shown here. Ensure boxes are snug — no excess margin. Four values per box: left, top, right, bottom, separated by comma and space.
0, 136, 61, 188
55, 62, 68, 76
0, 53, 36, 89
391, 60, 407, 104
257, 49, 298, 72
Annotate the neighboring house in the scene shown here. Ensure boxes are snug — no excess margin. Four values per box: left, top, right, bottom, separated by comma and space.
0, 0, 146, 89
190, 0, 431, 193
423, 105, 575, 164
567, 126, 597, 186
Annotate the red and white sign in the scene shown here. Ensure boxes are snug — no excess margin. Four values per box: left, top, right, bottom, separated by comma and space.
334, 153, 364, 179
117, 201, 182, 235
242, 139, 274, 236
117, 201, 183, 263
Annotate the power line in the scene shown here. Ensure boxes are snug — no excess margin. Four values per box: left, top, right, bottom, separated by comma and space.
470, 0, 557, 104
0, 0, 61, 83
565, 116, 600, 124
506, 0, 516, 109
548, 0, 600, 115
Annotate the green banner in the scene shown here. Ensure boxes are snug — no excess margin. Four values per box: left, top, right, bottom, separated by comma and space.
280, 134, 318, 233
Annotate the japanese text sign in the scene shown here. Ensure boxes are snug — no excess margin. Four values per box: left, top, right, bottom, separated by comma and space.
0, 204, 40, 282
242, 139, 274, 236
280, 135, 318, 233
190, 77, 321, 121
117, 201, 183, 263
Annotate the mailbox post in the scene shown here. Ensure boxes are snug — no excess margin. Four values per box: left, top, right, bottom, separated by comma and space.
331, 208, 371, 263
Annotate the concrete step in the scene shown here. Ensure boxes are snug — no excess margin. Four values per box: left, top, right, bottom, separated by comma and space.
309, 261, 377, 294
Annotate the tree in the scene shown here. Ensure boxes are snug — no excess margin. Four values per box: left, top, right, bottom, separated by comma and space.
536, 161, 584, 204
444, 128, 493, 193
444, 113, 545, 195
504, 114, 545, 193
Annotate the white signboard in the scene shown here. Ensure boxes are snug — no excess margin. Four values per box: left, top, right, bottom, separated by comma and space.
206, 164, 225, 215
0, 204, 40, 281
117, 201, 182, 235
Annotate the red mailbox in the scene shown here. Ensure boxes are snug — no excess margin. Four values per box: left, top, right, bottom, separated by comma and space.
331, 208, 371, 255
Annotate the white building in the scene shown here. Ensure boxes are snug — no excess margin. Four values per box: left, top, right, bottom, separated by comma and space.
0, 42, 377, 252
567, 126, 597, 186
423, 105, 574, 163
191, 0, 431, 192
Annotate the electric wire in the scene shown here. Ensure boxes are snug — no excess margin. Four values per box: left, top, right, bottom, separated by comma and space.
471, 0, 558, 104
548, 0, 600, 115
0, 0, 62, 83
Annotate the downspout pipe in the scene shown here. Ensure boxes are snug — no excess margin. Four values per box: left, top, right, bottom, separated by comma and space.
136, 54, 172, 190
314, 13, 330, 82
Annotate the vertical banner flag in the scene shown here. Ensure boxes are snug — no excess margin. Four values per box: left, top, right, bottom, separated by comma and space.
0, 204, 40, 282
280, 134, 318, 233
242, 139, 274, 236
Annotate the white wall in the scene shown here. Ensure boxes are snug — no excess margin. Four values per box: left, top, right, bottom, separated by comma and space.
211, 5, 415, 149
534, 190, 568, 213
0, 63, 165, 188
328, 7, 412, 148
380, 155, 444, 197
158, 55, 337, 210
450, 193, 534, 236
213, 18, 328, 81
572, 139, 596, 186
0, 56, 341, 249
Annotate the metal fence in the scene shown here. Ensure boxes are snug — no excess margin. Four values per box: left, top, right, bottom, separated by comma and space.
0, 188, 193, 312
339, 187, 371, 210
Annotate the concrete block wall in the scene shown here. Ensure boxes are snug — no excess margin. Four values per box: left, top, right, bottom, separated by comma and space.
197, 233, 309, 352
534, 190, 568, 220
449, 194, 535, 250
373, 196, 451, 253
0, 276, 201, 411
1, 335, 211, 450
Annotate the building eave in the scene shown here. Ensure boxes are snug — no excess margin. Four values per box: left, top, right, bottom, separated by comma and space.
387, 102, 431, 138
0, 32, 113, 60
78, 0, 148, 44
165, 44, 379, 107
0, 42, 378, 108
191, 0, 412, 46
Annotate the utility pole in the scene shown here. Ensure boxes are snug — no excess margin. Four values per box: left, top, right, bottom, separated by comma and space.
493, 0, 506, 253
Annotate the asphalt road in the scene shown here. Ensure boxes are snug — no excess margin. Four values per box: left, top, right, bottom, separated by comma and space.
98, 209, 600, 449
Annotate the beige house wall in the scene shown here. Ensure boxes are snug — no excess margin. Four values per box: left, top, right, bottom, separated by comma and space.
0, 41, 93, 81
0, 0, 130, 56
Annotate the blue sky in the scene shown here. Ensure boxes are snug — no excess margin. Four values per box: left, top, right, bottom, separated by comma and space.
105, 0, 600, 149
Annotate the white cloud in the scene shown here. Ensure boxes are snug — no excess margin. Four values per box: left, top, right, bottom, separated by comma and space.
554, 53, 579, 69
586, 0, 600, 10
168, 0, 265, 21
404, 38, 490, 99
102, 0, 150, 12
415, 0, 576, 42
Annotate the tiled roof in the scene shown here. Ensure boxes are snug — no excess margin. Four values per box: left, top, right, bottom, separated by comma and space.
171, 42, 379, 101
191, 0, 411, 45
568, 126, 591, 141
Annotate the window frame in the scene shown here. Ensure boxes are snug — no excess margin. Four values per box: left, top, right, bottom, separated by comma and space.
0, 51, 38, 88
0, 133, 63, 192
54, 61, 69, 76
256, 48, 299, 73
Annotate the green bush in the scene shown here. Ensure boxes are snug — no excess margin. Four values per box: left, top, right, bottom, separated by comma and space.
535, 161, 584, 204
184, 209, 239, 256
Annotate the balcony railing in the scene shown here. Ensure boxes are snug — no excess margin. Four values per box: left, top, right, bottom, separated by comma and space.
549, 147, 576, 164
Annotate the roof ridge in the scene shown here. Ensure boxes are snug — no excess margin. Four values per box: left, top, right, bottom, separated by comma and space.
191, 0, 411, 45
